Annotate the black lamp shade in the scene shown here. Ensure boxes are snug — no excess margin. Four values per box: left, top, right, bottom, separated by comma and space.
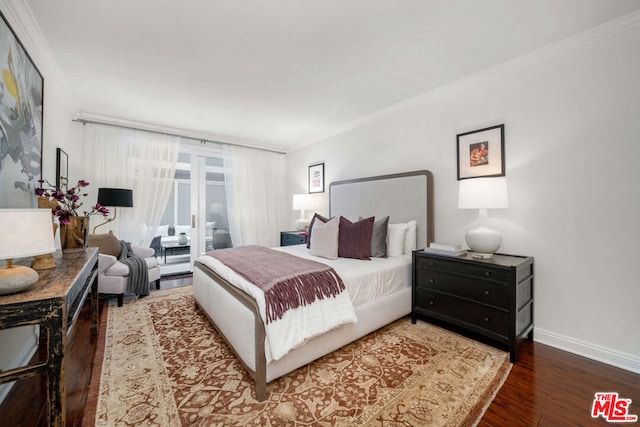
97, 188, 133, 207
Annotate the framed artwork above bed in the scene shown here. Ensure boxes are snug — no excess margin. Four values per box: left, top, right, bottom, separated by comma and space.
309, 163, 325, 193
457, 124, 505, 180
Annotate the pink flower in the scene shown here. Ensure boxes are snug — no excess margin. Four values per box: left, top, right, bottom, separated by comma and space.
34, 177, 109, 220
92, 203, 110, 216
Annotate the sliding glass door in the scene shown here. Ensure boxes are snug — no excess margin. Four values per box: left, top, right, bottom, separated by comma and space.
157, 145, 230, 275
190, 149, 231, 268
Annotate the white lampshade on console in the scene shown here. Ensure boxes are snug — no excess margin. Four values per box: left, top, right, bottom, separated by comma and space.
292, 194, 313, 231
0, 209, 57, 295
458, 177, 509, 259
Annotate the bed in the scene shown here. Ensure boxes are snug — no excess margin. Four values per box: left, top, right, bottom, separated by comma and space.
193, 170, 434, 401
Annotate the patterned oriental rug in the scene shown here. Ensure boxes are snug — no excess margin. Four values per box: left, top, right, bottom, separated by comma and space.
83, 286, 511, 426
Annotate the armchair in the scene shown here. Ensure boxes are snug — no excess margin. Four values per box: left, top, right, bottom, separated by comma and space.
88, 233, 161, 306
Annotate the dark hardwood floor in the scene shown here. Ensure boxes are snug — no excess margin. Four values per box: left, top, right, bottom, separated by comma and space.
1, 274, 638, 426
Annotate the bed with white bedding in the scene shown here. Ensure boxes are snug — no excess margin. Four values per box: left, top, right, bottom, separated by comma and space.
193, 170, 434, 401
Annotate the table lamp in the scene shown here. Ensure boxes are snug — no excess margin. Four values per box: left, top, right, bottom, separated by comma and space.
292, 194, 313, 231
92, 188, 134, 234
458, 177, 508, 259
0, 209, 57, 295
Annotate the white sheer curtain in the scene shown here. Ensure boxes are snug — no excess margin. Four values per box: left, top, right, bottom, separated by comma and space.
81, 124, 180, 246
223, 144, 286, 247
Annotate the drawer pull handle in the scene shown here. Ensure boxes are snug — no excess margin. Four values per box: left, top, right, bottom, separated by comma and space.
483, 317, 490, 322
484, 290, 490, 296
429, 262, 435, 267
484, 271, 491, 277
429, 279, 435, 283
429, 300, 434, 305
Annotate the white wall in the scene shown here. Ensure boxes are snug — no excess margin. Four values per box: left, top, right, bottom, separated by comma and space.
0, 0, 82, 401
286, 15, 640, 372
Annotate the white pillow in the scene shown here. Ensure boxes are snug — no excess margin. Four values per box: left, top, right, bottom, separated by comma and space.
157, 225, 169, 237
310, 216, 339, 260
404, 220, 417, 254
387, 223, 408, 257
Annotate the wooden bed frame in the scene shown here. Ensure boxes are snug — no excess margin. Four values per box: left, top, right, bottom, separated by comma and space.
193, 170, 434, 401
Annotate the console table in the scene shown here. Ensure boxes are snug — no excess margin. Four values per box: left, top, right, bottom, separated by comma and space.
0, 248, 99, 427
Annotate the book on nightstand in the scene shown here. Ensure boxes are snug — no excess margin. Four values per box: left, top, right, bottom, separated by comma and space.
423, 243, 468, 257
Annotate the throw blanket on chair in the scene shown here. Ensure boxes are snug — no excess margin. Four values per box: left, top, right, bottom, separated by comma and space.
204, 245, 356, 361
119, 241, 149, 298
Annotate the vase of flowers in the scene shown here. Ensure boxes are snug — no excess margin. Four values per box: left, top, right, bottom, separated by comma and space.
36, 178, 109, 253
58, 215, 90, 252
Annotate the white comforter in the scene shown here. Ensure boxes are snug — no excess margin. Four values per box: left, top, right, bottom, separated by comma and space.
197, 245, 412, 362
197, 249, 357, 362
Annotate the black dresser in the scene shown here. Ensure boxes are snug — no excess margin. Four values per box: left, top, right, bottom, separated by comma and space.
412, 250, 534, 362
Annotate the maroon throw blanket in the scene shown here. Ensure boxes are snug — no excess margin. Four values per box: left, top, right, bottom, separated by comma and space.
205, 245, 345, 323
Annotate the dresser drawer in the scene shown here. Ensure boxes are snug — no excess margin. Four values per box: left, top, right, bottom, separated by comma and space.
415, 289, 509, 337
280, 232, 306, 246
415, 269, 509, 309
415, 255, 511, 284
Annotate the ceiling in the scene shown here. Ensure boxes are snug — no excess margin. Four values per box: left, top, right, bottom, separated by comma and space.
25, 0, 640, 152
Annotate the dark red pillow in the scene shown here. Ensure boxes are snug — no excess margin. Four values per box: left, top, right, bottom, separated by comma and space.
307, 213, 329, 249
338, 216, 375, 260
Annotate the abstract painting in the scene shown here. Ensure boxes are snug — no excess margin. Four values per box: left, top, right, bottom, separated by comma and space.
0, 11, 44, 208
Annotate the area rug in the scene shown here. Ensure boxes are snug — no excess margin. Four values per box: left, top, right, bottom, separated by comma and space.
85, 286, 511, 426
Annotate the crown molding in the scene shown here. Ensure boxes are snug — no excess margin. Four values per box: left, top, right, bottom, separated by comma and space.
1, 0, 76, 110
1, 1, 56, 78
299, 9, 640, 149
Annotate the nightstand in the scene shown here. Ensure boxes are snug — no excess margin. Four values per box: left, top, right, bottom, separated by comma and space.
412, 251, 534, 362
280, 231, 307, 246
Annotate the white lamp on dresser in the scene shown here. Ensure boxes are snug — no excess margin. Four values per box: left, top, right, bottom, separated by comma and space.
458, 177, 508, 259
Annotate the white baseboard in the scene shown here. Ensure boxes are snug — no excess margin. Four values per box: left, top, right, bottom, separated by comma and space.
0, 328, 39, 404
534, 327, 640, 374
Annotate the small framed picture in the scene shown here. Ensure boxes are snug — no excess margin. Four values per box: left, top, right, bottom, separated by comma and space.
309, 163, 325, 193
56, 147, 68, 189
457, 124, 505, 180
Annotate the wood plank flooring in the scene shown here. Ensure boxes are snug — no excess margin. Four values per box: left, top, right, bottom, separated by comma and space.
1, 274, 638, 426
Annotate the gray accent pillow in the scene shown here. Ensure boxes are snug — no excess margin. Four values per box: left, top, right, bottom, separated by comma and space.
309, 216, 339, 260
361, 215, 389, 258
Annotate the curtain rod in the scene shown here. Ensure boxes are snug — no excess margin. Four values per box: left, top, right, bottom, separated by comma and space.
72, 117, 286, 155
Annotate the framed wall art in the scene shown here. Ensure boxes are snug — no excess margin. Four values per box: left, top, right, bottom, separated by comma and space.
0, 11, 44, 208
457, 124, 504, 180
56, 148, 68, 189
309, 163, 325, 193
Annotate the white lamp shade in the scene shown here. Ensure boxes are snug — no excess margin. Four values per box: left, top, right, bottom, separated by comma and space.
458, 177, 508, 209
0, 209, 56, 259
292, 194, 313, 211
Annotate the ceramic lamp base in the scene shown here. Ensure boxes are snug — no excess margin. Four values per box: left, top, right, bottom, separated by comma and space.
32, 254, 56, 270
465, 226, 502, 259
0, 265, 40, 295
295, 218, 309, 231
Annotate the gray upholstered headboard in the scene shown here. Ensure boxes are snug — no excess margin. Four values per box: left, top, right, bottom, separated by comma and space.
329, 170, 434, 250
